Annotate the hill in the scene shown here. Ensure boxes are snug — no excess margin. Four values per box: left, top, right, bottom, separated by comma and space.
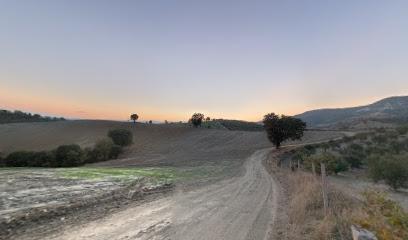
295, 96, 408, 129
0, 120, 340, 167
0, 109, 65, 124
0, 120, 270, 167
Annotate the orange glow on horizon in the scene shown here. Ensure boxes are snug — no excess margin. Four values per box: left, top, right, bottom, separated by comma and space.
1, 90, 398, 123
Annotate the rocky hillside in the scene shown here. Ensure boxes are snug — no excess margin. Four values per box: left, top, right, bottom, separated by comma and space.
296, 96, 408, 129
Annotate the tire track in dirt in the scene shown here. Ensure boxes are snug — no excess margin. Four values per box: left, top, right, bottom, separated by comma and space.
43, 148, 278, 240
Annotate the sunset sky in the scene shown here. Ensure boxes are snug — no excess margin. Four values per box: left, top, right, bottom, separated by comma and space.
1, 0, 408, 122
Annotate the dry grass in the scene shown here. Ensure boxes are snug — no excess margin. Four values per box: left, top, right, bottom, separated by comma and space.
285, 171, 357, 240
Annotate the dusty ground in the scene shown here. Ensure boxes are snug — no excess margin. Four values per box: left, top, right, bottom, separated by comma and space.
37, 149, 277, 240
0, 121, 344, 240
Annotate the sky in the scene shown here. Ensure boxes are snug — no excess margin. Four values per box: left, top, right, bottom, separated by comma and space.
1, 0, 408, 122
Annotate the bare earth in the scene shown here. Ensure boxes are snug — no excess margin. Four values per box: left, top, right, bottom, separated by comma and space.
41, 149, 277, 240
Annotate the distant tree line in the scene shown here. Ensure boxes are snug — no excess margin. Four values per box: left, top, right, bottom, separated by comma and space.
0, 128, 133, 168
0, 110, 65, 124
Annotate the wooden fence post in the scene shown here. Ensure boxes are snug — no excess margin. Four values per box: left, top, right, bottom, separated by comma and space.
312, 162, 316, 175
321, 163, 328, 216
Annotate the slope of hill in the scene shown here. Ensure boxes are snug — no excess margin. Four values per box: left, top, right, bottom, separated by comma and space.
0, 120, 270, 167
0, 120, 341, 167
295, 96, 408, 129
0, 109, 65, 124
202, 119, 263, 131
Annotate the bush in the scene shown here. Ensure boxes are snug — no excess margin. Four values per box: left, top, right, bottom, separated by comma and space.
397, 125, 408, 135
85, 139, 122, 163
32, 151, 57, 167
2, 130, 125, 168
55, 144, 84, 167
4, 151, 35, 167
304, 153, 349, 175
368, 154, 408, 190
356, 191, 408, 240
342, 143, 365, 168
108, 129, 133, 146
94, 139, 115, 162
372, 134, 388, 144
109, 144, 122, 159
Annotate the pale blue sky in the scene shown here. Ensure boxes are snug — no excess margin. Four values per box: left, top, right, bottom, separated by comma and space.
1, 0, 407, 121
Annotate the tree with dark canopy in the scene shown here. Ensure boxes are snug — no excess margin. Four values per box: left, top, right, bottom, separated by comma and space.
130, 113, 139, 124
190, 113, 205, 128
108, 129, 133, 146
263, 113, 306, 148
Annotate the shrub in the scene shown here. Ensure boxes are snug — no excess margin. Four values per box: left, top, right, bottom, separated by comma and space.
94, 139, 114, 161
355, 191, 408, 240
109, 144, 122, 159
3, 150, 57, 167
372, 134, 388, 144
4, 151, 35, 167
108, 129, 133, 147
368, 154, 408, 190
354, 132, 369, 141
31, 151, 56, 167
382, 157, 408, 190
305, 153, 349, 175
85, 139, 122, 163
342, 143, 365, 168
367, 155, 384, 183
397, 125, 408, 135
55, 144, 84, 167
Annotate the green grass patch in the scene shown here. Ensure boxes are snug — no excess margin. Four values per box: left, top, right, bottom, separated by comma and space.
57, 164, 232, 184
58, 167, 180, 184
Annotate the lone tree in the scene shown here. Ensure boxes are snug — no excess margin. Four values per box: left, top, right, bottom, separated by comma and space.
263, 113, 306, 149
130, 113, 139, 124
190, 113, 205, 128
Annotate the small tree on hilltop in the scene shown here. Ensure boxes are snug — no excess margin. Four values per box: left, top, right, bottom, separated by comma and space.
130, 113, 139, 124
190, 113, 205, 128
263, 113, 306, 149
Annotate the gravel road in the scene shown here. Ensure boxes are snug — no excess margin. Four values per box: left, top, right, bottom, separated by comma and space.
44, 148, 278, 240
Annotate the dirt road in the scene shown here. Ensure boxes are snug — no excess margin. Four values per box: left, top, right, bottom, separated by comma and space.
42, 149, 278, 240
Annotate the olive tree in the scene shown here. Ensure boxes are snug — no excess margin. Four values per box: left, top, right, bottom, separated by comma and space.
190, 113, 205, 128
263, 113, 306, 148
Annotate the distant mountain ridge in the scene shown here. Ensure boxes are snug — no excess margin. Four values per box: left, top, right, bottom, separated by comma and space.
295, 96, 408, 129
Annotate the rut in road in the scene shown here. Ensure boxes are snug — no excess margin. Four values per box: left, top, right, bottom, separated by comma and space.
46, 148, 279, 240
